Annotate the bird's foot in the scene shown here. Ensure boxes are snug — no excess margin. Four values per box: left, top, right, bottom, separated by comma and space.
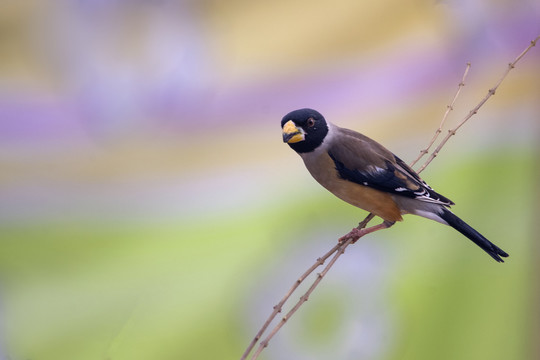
338, 227, 365, 244
338, 220, 394, 244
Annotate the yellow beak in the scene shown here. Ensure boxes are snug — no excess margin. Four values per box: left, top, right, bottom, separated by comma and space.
282, 120, 305, 144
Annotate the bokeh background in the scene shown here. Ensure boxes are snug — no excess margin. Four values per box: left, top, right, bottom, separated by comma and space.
1, 1, 539, 359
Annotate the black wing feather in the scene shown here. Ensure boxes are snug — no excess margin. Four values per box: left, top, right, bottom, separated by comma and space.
328, 152, 454, 206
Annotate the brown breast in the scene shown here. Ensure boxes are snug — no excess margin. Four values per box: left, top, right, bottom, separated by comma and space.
302, 151, 403, 222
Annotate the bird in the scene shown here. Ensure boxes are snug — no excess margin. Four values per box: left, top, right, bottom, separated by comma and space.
281, 108, 508, 262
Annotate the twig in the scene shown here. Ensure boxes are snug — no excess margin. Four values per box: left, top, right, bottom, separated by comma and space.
239, 242, 342, 360
241, 35, 539, 360
409, 63, 471, 169
417, 35, 539, 173
240, 213, 374, 360
249, 238, 354, 360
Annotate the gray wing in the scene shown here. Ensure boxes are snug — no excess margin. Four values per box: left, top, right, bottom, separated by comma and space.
328, 127, 454, 206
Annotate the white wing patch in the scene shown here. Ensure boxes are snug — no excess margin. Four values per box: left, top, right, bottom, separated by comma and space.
366, 165, 386, 174
412, 190, 449, 205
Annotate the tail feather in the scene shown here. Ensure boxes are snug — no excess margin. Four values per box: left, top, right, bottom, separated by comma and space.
439, 209, 509, 263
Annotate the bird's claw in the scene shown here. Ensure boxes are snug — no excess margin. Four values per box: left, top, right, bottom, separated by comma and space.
338, 227, 364, 244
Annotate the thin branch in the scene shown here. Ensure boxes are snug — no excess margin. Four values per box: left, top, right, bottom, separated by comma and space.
241, 35, 539, 360
249, 216, 389, 359
357, 213, 375, 229
417, 35, 539, 173
240, 213, 374, 360
239, 242, 342, 360
249, 237, 354, 360
409, 63, 471, 169
240, 212, 375, 360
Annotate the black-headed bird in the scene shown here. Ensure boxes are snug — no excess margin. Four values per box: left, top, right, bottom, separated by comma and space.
281, 108, 508, 262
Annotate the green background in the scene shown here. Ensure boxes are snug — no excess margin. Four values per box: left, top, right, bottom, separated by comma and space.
1, 1, 539, 359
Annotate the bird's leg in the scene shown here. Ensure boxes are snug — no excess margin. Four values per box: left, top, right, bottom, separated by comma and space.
339, 220, 394, 244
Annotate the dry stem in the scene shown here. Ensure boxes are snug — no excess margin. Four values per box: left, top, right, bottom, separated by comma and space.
241, 35, 539, 360
409, 63, 471, 169
250, 238, 355, 360
239, 242, 342, 360
417, 35, 539, 173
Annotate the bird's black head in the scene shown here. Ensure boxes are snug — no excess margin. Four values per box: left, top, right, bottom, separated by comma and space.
281, 108, 329, 153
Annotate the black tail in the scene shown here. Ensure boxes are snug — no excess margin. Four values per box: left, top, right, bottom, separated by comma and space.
439, 209, 509, 263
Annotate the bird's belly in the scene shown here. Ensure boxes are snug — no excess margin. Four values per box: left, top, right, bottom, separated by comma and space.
302, 152, 403, 222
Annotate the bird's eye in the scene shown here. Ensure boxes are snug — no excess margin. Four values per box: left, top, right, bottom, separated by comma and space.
307, 118, 315, 127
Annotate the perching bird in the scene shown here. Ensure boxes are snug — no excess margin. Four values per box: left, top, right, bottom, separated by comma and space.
281, 108, 508, 262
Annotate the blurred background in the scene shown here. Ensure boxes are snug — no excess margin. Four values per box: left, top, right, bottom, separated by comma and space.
0, 0, 539, 359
